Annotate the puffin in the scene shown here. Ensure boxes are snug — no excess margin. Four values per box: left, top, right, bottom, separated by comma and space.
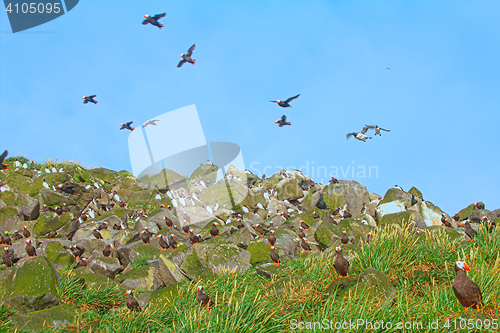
317, 193, 327, 210
300, 238, 311, 253
142, 13, 166, 29
144, 119, 160, 127
103, 244, 113, 258
169, 234, 177, 251
386, 66, 390, 70
25, 239, 36, 260
341, 231, 349, 245
253, 224, 267, 237
72, 245, 83, 258
189, 230, 199, 246
98, 222, 109, 231
452, 260, 482, 313
54, 206, 63, 215
23, 226, 31, 238
92, 228, 103, 240
0, 150, 9, 170
453, 213, 460, 223
75, 258, 88, 268
300, 220, 309, 229
196, 286, 214, 307
334, 246, 349, 278
237, 219, 244, 229
330, 176, 339, 185
332, 207, 341, 217
210, 222, 220, 238
365, 124, 390, 136
343, 210, 352, 219
270, 246, 280, 265
157, 235, 169, 251
177, 44, 196, 67
270, 94, 300, 108
475, 202, 485, 211
3, 247, 13, 267
56, 184, 78, 195
182, 224, 190, 235
346, 126, 372, 142
61, 203, 69, 213
140, 230, 150, 244
312, 211, 320, 219
460, 221, 477, 241
11, 230, 22, 240
268, 230, 276, 246
82, 95, 97, 104
48, 230, 57, 239
143, 227, 153, 238
441, 214, 452, 228
481, 216, 495, 233
366, 232, 372, 243
274, 115, 291, 127
163, 216, 173, 228
120, 122, 134, 131
297, 226, 306, 239
2, 232, 11, 246
126, 290, 140, 311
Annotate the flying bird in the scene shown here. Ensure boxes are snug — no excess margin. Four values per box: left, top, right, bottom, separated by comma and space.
82, 95, 97, 104
177, 44, 196, 67
386, 66, 390, 70
346, 126, 372, 142
365, 124, 390, 136
0, 150, 9, 170
120, 122, 134, 131
275, 115, 291, 127
144, 119, 160, 127
142, 13, 166, 29
270, 94, 300, 108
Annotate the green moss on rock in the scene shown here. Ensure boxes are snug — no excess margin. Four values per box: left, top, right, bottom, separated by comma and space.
408, 187, 423, 200
45, 242, 74, 268
247, 240, 271, 264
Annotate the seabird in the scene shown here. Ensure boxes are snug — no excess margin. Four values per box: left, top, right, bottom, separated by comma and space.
3, 247, 13, 267
0, 150, 9, 170
142, 13, 166, 29
270, 94, 300, 108
120, 122, 134, 131
210, 222, 220, 238
270, 246, 280, 265
196, 286, 214, 307
144, 119, 160, 127
453, 260, 482, 313
25, 239, 36, 260
441, 214, 452, 228
178, 44, 196, 67
103, 244, 113, 258
169, 234, 177, 251
300, 238, 311, 253
268, 230, 276, 246
346, 126, 372, 142
23, 226, 31, 238
126, 290, 140, 311
365, 124, 390, 136
75, 258, 88, 268
274, 115, 291, 127
341, 231, 349, 245
334, 246, 349, 278
386, 66, 390, 70
82, 95, 97, 104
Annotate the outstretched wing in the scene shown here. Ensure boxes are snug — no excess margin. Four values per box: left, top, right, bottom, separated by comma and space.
284, 94, 300, 103
360, 126, 370, 134
83, 100, 89, 104
346, 133, 355, 140
153, 13, 166, 20
0, 150, 7, 163
142, 19, 149, 25
187, 44, 196, 56
177, 59, 187, 67
89, 95, 96, 98
126, 121, 133, 126
365, 124, 376, 129
380, 127, 390, 132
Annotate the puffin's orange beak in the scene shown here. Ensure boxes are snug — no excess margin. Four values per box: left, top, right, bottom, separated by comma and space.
463, 262, 471, 271
81, 97, 84, 99
143, 15, 147, 18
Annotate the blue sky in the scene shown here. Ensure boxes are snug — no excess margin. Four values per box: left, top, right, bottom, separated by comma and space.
1, 0, 499, 214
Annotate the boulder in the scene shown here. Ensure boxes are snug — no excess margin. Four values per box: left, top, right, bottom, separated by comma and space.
88, 257, 123, 278
247, 239, 271, 264
379, 210, 421, 228
44, 241, 74, 270
158, 254, 188, 286
255, 262, 291, 278
276, 178, 303, 201
33, 212, 73, 235
407, 187, 423, 200
116, 266, 164, 291
149, 283, 182, 308
322, 180, 370, 218
0, 256, 59, 313
227, 228, 253, 249
9, 303, 77, 331
375, 188, 411, 221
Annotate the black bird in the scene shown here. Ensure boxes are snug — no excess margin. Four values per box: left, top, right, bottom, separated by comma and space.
92, 228, 103, 240
317, 193, 327, 210
300, 238, 311, 253
144, 119, 160, 127
270, 246, 280, 265
274, 115, 291, 127
268, 230, 276, 246
346, 126, 372, 142
177, 44, 196, 67
475, 202, 485, 211
0, 150, 9, 170
120, 122, 134, 131
163, 216, 173, 228
48, 230, 57, 239
253, 224, 268, 236
103, 244, 113, 258
441, 214, 452, 228
25, 239, 36, 260
312, 211, 320, 219
365, 124, 390, 136
56, 184, 78, 195
82, 95, 97, 104
11, 230, 22, 240
453, 260, 483, 313
270, 94, 300, 108
237, 219, 244, 229
2, 232, 11, 246
460, 221, 477, 241
297, 226, 306, 239
140, 230, 150, 244
142, 13, 166, 29
210, 222, 220, 238
341, 231, 349, 245
72, 245, 83, 258
334, 246, 349, 278
189, 230, 199, 246
169, 234, 177, 251
196, 286, 214, 307
75, 258, 88, 268
54, 206, 63, 215
157, 235, 169, 251
23, 226, 31, 238
126, 290, 140, 311
300, 220, 309, 230
3, 247, 13, 267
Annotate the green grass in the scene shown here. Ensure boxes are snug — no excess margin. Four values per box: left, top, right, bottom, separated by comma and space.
2, 223, 499, 332
131, 256, 149, 268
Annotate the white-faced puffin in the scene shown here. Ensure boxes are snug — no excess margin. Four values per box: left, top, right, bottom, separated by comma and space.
120, 122, 134, 131
365, 124, 390, 136
453, 260, 482, 313
300, 220, 309, 230
474, 202, 485, 211
196, 286, 214, 308
460, 221, 477, 241
144, 119, 160, 127
126, 290, 140, 311
82, 95, 97, 104
297, 226, 306, 239
142, 13, 166, 29
481, 216, 495, 233
11, 230, 22, 240
441, 214, 452, 228
25, 239, 36, 260
3, 247, 13, 267
341, 231, 349, 245
140, 230, 150, 244
189, 230, 199, 247
312, 211, 320, 219
23, 226, 31, 238
270, 94, 300, 108
346, 126, 372, 142
103, 244, 113, 258
268, 230, 276, 246
75, 257, 88, 268
169, 234, 177, 251
270, 246, 280, 265
237, 219, 244, 229
334, 246, 349, 278
48, 230, 57, 239
274, 115, 291, 127
92, 228, 103, 240
56, 184, 78, 195
0, 150, 9, 170
157, 235, 169, 251
163, 216, 173, 228
300, 238, 311, 253
253, 224, 267, 236
72, 245, 82, 258
210, 222, 220, 238
178, 44, 196, 67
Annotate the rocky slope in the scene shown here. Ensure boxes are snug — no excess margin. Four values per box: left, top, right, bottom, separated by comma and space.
0, 158, 498, 331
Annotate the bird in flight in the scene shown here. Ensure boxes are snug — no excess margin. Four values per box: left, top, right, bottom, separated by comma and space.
386, 66, 390, 70
270, 94, 300, 108
346, 126, 372, 142
120, 122, 134, 131
144, 120, 160, 127
275, 115, 291, 127
365, 124, 390, 136
142, 13, 166, 29
178, 44, 196, 67
82, 95, 97, 104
